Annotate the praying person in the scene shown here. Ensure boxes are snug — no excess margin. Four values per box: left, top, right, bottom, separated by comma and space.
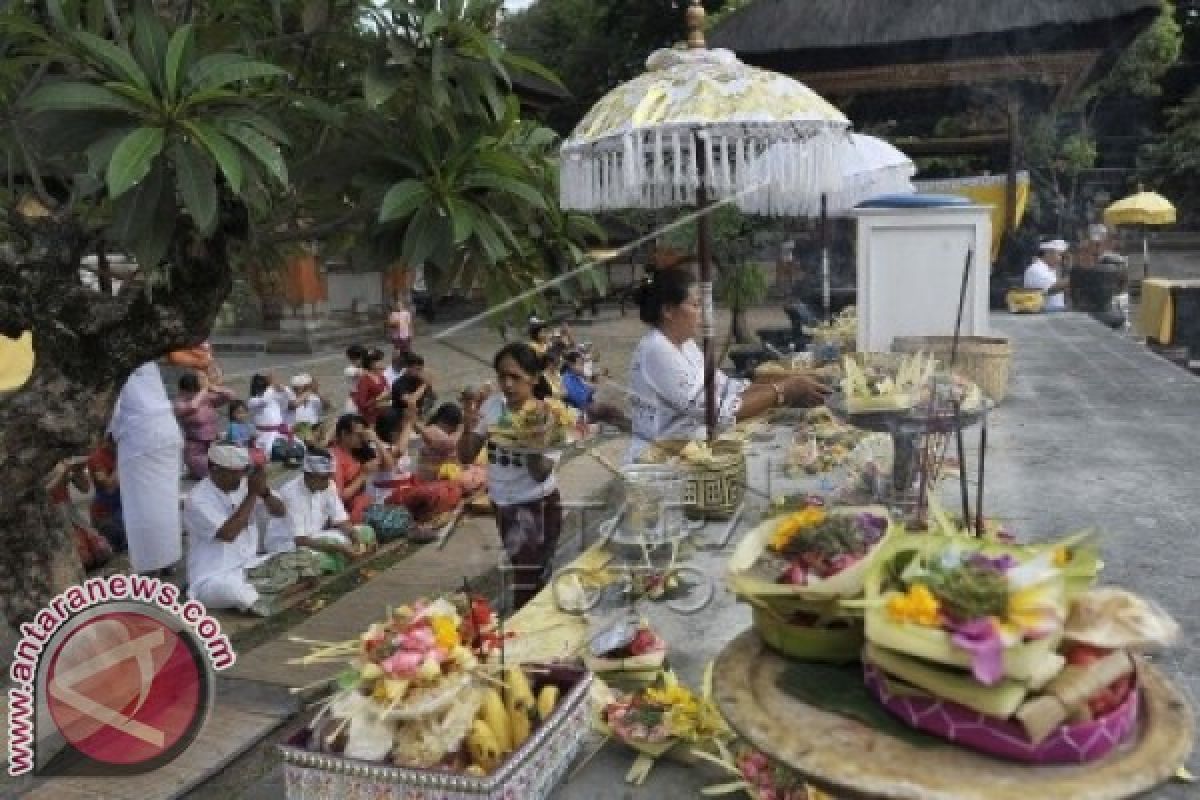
183, 445, 322, 616
387, 299, 413, 354
344, 344, 367, 413
351, 348, 391, 426
174, 370, 237, 479
415, 402, 487, 493
290, 374, 327, 443
330, 413, 385, 523
248, 372, 305, 466
562, 350, 630, 431
271, 449, 376, 574
46, 455, 112, 570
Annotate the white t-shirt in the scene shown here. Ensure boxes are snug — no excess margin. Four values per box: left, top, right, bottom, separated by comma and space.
294, 394, 323, 425
183, 478, 272, 588
475, 394, 559, 507
1024, 258, 1065, 311
248, 387, 287, 453
627, 329, 746, 462
269, 475, 348, 553
384, 366, 405, 389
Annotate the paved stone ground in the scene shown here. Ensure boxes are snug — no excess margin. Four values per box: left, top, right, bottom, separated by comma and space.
9, 308, 1199, 799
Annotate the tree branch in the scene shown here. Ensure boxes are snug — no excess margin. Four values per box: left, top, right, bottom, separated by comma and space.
261, 206, 371, 243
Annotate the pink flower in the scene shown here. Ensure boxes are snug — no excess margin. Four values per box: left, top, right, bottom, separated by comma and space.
382, 650, 423, 676
950, 617, 1005, 685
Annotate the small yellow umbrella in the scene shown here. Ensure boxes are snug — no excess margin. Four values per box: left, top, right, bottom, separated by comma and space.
1103, 186, 1176, 276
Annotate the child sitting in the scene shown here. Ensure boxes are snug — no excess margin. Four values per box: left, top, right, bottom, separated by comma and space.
415, 402, 487, 494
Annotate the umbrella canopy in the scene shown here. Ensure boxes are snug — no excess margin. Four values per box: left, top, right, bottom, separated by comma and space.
1103, 189, 1176, 227
829, 133, 915, 213
560, 47, 851, 217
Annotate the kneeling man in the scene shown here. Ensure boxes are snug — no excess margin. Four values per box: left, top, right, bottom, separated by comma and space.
184, 444, 322, 616
270, 449, 377, 573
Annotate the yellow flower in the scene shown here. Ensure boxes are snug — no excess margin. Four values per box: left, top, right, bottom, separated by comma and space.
438, 463, 462, 482
886, 584, 941, 627
1052, 547, 1070, 568
429, 615, 460, 649
768, 507, 826, 552
1005, 581, 1064, 638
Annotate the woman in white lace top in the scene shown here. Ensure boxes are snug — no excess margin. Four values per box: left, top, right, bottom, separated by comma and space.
627, 268, 828, 462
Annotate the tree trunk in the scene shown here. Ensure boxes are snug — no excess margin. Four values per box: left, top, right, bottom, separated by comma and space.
0, 216, 233, 642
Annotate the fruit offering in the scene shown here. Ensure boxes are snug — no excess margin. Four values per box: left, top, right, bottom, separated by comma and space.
491, 397, 578, 449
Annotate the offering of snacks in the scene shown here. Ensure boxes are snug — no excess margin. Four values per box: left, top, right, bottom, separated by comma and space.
489, 397, 579, 450
861, 533, 1173, 763
728, 505, 892, 663
583, 619, 668, 675
840, 353, 936, 413
599, 670, 733, 782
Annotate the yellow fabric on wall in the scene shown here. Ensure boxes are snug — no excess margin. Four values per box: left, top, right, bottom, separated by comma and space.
915, 173, 1030, 263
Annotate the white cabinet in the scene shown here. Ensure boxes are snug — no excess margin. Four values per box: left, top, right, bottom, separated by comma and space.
850, 205, 992, 353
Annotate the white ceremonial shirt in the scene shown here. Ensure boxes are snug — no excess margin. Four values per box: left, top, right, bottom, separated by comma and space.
1024, 258, 1066, 311
111, 362, 183, 457
248, 386, 289, 453
269, 475, 349, 553
626, 329, 746, 462
183, 478, 273, 588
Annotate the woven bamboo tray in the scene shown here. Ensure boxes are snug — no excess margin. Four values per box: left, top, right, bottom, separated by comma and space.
638, 439, 746, 519
892, 336, 1012, 403
714, 632, 1193, 800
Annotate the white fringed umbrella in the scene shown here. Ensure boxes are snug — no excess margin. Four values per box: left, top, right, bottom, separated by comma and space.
560, 0, 852, 440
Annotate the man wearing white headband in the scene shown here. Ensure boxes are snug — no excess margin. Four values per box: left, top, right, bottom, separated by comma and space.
183, 444, 322, 616
269, 448, 377, 573
1024, 239, 1071, 311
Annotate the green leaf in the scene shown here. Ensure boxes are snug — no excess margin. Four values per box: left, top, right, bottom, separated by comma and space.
379, 179, 430, 223
132, 2, 169, 92
466, 208, 509, 265
219, 122, 288, 186
46, 0, 69, 32
164, 24, 195, 103
107, 127, 165, 198
289, 94, 345, 125
430, 41, 448, 108
462, 172, 547, 210
503, 52, 566, 91
73, 30, 151, 90
363, 62, 402, 109
86, 126, 136, 177
23, 82, 146, 115
401, 205, 450, 269
212, 108, 289, 147
102, 80, 162, 111
446, 198, 472, 244
184, 120, 244, 194
109, 158, 166, 248
170, 138, 217, 235
188, 55, 286, 92
131, 176, 176, 273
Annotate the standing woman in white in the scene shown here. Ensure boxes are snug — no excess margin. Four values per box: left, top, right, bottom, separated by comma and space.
111, 361, 184, 575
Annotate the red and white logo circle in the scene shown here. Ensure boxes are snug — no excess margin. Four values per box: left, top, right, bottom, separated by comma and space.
44, 607, 209, 769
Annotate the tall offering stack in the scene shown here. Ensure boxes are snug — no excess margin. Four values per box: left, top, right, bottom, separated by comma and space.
862, 533, 1178, 763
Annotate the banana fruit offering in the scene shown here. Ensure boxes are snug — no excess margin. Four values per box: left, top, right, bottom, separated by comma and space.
465, 667, 562, 773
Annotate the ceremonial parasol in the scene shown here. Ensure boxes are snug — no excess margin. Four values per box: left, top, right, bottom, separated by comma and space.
1103, 186, 1176, 277
560, 0, 852, 440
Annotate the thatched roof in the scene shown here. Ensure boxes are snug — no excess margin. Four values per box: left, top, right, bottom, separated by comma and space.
710, 0, 1162, 65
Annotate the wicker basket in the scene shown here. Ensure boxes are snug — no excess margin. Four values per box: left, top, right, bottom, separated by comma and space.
279, 664, 591, 800
638, 439, 746, 519
892, 335, 1012, 404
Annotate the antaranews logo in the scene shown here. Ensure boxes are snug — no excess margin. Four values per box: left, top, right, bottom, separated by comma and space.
7, 574, 235, 776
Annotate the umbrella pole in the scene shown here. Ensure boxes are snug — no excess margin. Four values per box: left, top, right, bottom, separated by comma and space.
821, 193, 831, 321
696, 134, 717, 442
1143, 232, 1150, 280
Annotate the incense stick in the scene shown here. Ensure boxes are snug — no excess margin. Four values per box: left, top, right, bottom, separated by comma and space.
975, 409, 988, 537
